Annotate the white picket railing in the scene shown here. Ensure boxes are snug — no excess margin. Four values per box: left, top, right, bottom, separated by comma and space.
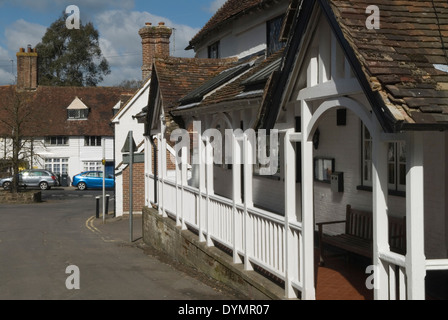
148, 173, 303, 297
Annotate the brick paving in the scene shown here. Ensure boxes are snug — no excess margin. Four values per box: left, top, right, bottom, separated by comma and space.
315, 253, 373, 300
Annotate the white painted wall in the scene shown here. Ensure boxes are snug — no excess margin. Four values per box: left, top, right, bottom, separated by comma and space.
1, 136, 113, 182
193, 0, 288, 59
113, 81, 149, 216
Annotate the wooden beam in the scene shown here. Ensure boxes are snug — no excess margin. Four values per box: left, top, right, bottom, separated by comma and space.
405, 131, 426, 300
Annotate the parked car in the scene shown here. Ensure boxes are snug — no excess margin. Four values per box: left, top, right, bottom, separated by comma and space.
72, 171, 114, 191
0, 169, 59, 190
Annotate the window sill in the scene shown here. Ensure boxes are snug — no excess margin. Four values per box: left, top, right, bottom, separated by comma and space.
253, 173, 281, 181
357, 185, 405, 198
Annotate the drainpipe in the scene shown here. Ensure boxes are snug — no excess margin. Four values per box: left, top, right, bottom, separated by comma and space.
149, 135, 158, 207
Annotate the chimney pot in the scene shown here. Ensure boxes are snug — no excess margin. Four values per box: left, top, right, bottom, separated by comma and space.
139, 22, 172, 81
16, 47, 38, 90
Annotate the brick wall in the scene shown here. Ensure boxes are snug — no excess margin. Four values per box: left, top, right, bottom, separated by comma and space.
122, 162, 145, 213
16, 47, 38, 90
139, 22, 172, 81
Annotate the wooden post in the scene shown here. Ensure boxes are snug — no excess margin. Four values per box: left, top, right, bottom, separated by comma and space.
406, 131, 426, 300
181, 144, 187, 230
198, 130, 205, 242
175, 140, 181, 227
243, 134, 253, 271
372, 129, 390, 300
285, 130, 298, 298
205, 136, 214, 247
301, 100, 316, 300
157, 133, 163, 216
160, 129, 168, 218
232, 133, 242, 264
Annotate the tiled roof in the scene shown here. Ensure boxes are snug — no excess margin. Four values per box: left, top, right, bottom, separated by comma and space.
328, 0, 448, 129
153, 56, 239, 110
149, 56, 238, 136
187, 0, 282, 49
0, 86, 133, 137
198, 50, 284, 108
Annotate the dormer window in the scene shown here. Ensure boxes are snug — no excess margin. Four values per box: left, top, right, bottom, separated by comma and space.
67, 97, 89, 120
267, 15, 286, 56
208, 41, 220, 59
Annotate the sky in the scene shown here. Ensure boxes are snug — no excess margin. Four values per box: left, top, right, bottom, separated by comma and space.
0, 0, 227, 86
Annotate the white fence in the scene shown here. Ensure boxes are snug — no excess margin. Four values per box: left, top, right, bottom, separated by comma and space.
147, 173, 304, 298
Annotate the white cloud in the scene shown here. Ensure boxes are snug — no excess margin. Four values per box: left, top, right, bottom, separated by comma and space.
0, 0, 134, 13
4, 19, 46, 52
0, 67, 14, 86
0, 7, 201, 87
0, 45, 16, 85
208, 0, 227, 13
95, 10, 199, 86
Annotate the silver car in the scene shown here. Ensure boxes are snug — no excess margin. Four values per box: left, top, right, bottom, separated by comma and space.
0, 169, 59, 190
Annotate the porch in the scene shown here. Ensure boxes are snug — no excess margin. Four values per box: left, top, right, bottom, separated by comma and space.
143, 125, 448, 300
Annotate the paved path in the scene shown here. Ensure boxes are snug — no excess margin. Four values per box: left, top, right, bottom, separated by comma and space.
0, 194, 246, 300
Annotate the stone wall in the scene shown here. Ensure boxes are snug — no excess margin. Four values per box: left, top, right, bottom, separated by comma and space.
142, 206, 285, 300
0, 191, 41, 204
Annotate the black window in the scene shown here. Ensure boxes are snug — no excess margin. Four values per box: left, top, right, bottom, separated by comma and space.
208, 41, 220, 59
267, 15, 286, 56
84, 136, 102, 147
68, 109, 89, 119
45, 136, 68, 146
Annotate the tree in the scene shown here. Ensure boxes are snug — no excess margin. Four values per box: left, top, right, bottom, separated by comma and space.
35, 13, 110, 87
0, 87, 40, 192
116, 79, 143, 90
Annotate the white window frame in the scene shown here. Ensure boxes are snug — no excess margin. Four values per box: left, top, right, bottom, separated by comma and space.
361, 123, 406, 194
84, 136, 102, 147
45, 136, 69, 146
45, 158, 69, 175
83, 161, 102, 172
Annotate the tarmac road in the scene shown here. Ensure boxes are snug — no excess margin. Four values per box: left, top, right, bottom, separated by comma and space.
0, 189, 247, 301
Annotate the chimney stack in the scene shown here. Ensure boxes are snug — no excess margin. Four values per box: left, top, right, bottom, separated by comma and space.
139, 22, 172, 81
16, 45, 38, 90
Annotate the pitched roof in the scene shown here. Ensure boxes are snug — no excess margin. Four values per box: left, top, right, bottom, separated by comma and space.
195, 50, 284, 109
262, 0, 448, 132
0, 86, 133, 137
66, 96, 89, 110
328, 0, 448, 130
153, 56, 239, 110
187, 0, 283, 50
146, 56, 238, 135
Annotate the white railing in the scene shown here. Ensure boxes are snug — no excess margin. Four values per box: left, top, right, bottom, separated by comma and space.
426, 259, 448, 271
147, 173, 303, 298
378, 251, 407, 300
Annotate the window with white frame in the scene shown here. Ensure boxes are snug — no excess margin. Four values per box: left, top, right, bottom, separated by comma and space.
45, 158, 68, 175
84, 161, 102, 172
361, 124, 406, 193
45, 136, 69, 146
84, 136, 102, 147
68, 109, 89, 120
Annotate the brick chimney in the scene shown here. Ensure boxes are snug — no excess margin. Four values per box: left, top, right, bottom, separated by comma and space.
139, 22, 172, 81
16, 45, 38, 90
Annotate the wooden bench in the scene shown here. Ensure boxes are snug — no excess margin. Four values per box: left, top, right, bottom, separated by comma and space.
316, 205, 406, 265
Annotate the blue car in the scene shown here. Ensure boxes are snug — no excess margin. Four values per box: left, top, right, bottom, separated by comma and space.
72, 171, 114, 191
